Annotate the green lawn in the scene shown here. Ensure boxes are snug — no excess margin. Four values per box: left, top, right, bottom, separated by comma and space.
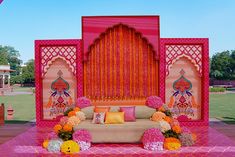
210, 93, 235, 123
0, 94, 35, 122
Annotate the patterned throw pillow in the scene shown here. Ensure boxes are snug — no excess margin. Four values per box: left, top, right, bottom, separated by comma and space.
92, 112, 105, 124
119, 106, 136, 122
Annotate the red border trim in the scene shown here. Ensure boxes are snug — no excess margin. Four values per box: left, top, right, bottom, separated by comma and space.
160, 38, 209, 126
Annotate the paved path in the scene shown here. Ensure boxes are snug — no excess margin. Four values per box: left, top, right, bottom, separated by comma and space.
0, 122, 35, 145
4, 91, 33, 96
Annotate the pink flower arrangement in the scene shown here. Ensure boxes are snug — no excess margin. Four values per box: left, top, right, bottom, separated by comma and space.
76, 97, 91, 109
59, 116, 69, 126
73, 129, 92, 142
77, 141, 91, 151
142, 128, 164, 144
146, 96, 163, 109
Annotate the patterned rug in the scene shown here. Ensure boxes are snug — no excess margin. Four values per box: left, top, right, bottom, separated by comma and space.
0, 126, 235, 157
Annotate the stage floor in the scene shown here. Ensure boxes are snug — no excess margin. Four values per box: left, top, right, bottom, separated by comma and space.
0, 126, 235, 157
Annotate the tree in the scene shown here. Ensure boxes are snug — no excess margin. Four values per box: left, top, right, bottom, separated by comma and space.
21, 59, 35, 84
231, 50, 235, 79
0, 45, 22, 76
0, 46, 8, 64
210, 50, 235, 80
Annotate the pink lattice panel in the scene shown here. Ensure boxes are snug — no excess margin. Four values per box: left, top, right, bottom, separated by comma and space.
35, 39, 82, 127
166, 44, 202, 77
41, 46, 77, 77
160, 38, 209, 126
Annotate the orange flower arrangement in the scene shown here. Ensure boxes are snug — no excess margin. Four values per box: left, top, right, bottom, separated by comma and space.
192, 133, 197, 142
54, 124, 62, 133
164, 116, 173, 124
42, 139, 49, 149
73, 107, 81, 112
164, 137, 181, 150
68, 111, 76, 117
150, 111, 166, 122
158, 106, 165, 112
63, 124, 73, 132
172, 125, 182, 134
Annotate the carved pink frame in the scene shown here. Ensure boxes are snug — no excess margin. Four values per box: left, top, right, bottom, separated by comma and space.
160, 38, 209, 126
35, 39, 82, 127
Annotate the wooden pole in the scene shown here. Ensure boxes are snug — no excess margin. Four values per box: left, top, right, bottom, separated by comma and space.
0, 103, 4, 125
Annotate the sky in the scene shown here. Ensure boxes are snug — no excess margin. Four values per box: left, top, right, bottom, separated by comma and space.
0, 0, 235, 63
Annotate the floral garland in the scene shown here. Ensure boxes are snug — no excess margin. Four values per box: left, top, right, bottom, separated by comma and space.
148, 101, 196, 151
42, 100, 91, 154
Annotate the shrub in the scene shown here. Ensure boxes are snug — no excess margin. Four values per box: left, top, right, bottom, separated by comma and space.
209, 87, 226, 92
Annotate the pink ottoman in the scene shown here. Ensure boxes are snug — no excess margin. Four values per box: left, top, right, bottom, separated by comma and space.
142, 128, 164, 151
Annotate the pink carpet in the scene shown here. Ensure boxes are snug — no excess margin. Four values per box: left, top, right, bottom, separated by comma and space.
0, 126, 235, 157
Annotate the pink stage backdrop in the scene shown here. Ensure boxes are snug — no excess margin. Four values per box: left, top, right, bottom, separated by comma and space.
84, 24, 159, 101
35, 16, 209, 127
160, 38, 209, 126
35, 40, 82, 126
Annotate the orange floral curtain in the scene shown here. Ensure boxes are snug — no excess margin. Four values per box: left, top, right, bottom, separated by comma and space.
84, 24, 159, 100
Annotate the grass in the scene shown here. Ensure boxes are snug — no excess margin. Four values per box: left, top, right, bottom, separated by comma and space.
0, 94, 35, 122
209, 87, 226, 92
210, 93, 235, 124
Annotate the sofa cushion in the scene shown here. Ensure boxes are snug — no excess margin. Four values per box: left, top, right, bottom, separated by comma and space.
81, 105, 156, 120
135, 106, 156, 119
74, 119, 160, 143
94, 106, 111, 113
92, 112, 105, 124
120, 106, 136, 122
105, 112, 125, 124
81, 106, 94, 119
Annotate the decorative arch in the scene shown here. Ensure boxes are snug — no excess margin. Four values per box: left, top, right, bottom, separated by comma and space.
42, 58, 77, 120
84, 24, 157, 60
43, 56, 75, 78
84, 24, 159, 101
165, 57, 202, 120
168, 55, 201, 77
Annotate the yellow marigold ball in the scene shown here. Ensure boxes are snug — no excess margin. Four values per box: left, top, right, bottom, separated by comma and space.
172, 125, 182, 134
68, 111, 76, 117
42, 139, 49, 149
61, 140, 80, 154
53, 124, 62, 133
63, 124, 73, 132
73, 107, 81, 112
